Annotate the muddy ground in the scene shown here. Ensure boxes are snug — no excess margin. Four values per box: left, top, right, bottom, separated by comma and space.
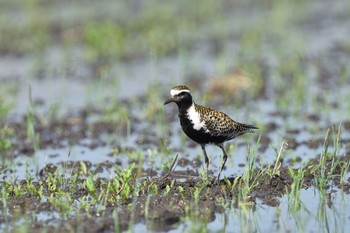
2, 157, 350, 233
1, 1, 350, 232
1, 99, 350, 232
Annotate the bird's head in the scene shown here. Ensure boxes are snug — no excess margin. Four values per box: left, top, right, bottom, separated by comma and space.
164, 85, 193, 107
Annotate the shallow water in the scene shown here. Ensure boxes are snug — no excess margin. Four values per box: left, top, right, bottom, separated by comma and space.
1, 0, 350, 232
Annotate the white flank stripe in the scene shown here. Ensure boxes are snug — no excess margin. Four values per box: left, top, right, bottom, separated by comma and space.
170, 89, 190, 97
187, 104, 206, 131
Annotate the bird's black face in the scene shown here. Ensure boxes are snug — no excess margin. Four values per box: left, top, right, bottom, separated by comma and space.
164, 91, 193, 108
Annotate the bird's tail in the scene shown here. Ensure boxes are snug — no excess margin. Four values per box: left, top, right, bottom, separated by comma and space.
228, 122, 258, 140
238, 122, 258, 133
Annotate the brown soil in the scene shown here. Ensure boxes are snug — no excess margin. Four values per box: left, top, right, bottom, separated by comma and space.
1, 101, 350, 232
2, 152, 350, 232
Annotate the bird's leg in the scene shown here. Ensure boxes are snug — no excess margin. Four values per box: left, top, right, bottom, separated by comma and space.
217, 143, 228, 183
200, 144, 209, 178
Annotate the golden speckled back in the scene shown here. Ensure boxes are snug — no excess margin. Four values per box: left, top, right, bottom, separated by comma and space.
195, 104, 254, 139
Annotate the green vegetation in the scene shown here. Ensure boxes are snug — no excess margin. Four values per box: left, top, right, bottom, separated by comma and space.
0, 84, 17, 161
26, 87, 40, 154
0, 162, 140, 223
1, 139, 350, 232
0, 125, 13, 160
0, 0, 235, 60
1, 0, 350, 232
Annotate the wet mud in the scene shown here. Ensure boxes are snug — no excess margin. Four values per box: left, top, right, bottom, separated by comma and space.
1, 0, 350, 232
1, 87, 350, 232
2, 152, 350, 232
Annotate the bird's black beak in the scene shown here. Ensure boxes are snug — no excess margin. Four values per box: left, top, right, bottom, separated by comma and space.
164, 98, 174, 105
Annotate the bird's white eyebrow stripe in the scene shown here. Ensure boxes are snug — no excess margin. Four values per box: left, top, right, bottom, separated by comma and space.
170, 89, 190, 97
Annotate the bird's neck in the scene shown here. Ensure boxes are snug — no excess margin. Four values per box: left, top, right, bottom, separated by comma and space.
178, 102, 195, 116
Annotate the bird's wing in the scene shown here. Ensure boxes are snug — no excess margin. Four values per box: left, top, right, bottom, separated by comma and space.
196, 105, 257, 138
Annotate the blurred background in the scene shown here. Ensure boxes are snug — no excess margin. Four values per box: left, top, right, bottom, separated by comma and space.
1, 1, 350, 232
1, 0, 349, 117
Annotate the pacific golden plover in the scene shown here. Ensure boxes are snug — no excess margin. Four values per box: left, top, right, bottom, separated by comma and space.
164, 85, 258, 182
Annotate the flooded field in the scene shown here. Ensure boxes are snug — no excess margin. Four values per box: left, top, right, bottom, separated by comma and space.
1, 0, 350, 232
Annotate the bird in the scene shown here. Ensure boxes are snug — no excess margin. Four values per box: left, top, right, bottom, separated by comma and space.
164, 85, 258, 183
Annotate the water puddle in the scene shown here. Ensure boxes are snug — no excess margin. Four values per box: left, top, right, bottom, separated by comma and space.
1, 0, 350, 232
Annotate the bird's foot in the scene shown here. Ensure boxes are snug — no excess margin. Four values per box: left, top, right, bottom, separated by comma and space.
207, 176, 222, 186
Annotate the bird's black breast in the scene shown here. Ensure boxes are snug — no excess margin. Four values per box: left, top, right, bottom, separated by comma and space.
178, 112, 227, 144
